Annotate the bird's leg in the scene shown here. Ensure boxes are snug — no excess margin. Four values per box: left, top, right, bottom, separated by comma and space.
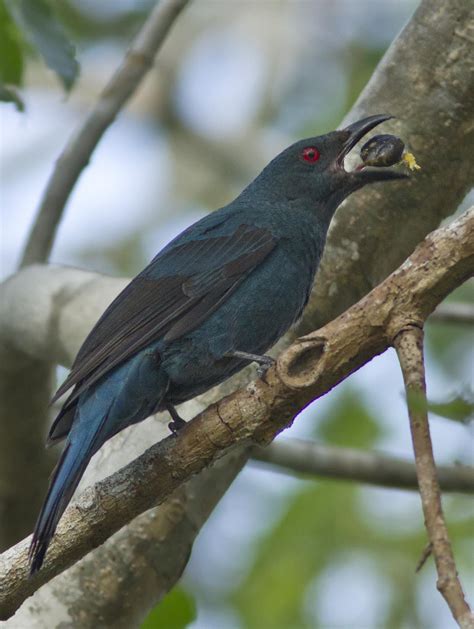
226, 350, 275, 378
166, 402, 186, 435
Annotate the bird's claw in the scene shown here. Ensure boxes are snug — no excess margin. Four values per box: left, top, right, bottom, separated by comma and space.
166, 402, 187, 436
168, 417, 187, 436
256, 356, 275, 378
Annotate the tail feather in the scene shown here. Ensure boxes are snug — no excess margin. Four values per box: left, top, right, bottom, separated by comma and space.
29, 414, 107, 575
46, 387, 78, 446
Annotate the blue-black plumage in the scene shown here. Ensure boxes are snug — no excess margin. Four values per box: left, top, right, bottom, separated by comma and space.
29, 114, 407, 573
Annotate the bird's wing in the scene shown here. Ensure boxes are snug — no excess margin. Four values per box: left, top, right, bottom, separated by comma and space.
52, 224, 276, 405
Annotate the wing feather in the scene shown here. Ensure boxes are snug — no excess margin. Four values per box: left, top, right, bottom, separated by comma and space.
52, 224, 276, 406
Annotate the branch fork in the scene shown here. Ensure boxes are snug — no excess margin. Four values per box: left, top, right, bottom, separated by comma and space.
3, 0, 474, 624
395, 325, 474, 628
1, 208, 472, 620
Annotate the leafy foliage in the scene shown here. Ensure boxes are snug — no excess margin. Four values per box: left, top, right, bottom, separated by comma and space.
0, 0, 24, 109
0, 83, 24, 111
0, 2, 23, 83
6, 0, 78, 89
0, 0, 78, 109
426, 395, 473, 423
315, 388, 384, 447
408, 390, 474, 424
3, 3, 472, 625
224, 389, 473, 628
141, 587, 196, 629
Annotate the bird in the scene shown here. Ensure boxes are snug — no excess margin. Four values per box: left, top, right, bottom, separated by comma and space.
29, 114, 407, 573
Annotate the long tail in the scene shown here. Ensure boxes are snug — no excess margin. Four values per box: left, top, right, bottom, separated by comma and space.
28, 414, 107, 575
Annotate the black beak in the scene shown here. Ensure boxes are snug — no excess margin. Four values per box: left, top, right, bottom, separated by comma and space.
340, 114, 394, 159
337, 114, 408, 183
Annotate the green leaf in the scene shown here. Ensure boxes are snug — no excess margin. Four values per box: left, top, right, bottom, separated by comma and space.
0, 0, 24, 85
140, 588, 196, 629
0, 82, 24, 110
6, 0, 78, 90
406, 390, 474, 424
427, 395, 474, 423
315, 387, 383, 448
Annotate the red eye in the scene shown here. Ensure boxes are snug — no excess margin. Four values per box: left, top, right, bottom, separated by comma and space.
301, 147, 320, 163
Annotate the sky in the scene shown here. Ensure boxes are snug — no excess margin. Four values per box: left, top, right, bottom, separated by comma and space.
1, 1, 472, 626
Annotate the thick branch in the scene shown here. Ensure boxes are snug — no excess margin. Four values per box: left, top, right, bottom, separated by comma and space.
20, 0, 191, 268
1, 208, 472, 620
430, 301, 474, 326
0, 363, 55, 549
6, 452, 245, 629
252, 439, 474, 493
0, 269, 252, 626
0, 269, 125, 550
1, 0, 191, 549
395, 327, 474, 629
299, 0, 474, 334
4, 0, 473, 620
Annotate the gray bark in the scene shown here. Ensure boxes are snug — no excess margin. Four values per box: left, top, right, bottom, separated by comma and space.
1, 0, 473, 625
298, 0, 474, 333
5, 453, 245, 629
252, 439, 474, 492
0, 363, 54, 546
1, 206, 472, 621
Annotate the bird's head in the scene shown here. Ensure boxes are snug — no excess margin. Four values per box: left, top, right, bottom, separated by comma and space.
248, 114, 408, 218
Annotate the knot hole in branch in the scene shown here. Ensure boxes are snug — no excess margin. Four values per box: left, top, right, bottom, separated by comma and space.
278, 338, 326, 389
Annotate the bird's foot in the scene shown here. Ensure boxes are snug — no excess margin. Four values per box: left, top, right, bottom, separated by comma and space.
256, 357, 276, 378
168, 419, 186, 435
227, 351, 275, 378
166, 403, 186, 436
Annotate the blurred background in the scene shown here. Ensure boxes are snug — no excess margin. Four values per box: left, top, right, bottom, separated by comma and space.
1, 1, 473, 627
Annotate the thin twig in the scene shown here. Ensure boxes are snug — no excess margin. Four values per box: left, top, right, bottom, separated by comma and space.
1, 208, 472, 620
430, 302, 474, 326
416, 542, 433, 573
19, 0, 191, 268
251, 439, 474, 493
395, 326, 474, 629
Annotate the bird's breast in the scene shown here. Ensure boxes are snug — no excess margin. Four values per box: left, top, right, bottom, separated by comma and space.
160, 216, 325, 400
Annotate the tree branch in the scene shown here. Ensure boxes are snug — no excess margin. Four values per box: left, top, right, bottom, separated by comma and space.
0, 0, 191, 551
1, 207, 472, 620
6, 452, 246, 629
298, 0, 474, 335
430, 301, 474, 326
19, 0, 191, 268
395, 327, 474, 629
0, 362, 55, 549
3, 0, 473, 621
0, 268, 124, 550
0, 268, 253, 626
251, 439, 474, 493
